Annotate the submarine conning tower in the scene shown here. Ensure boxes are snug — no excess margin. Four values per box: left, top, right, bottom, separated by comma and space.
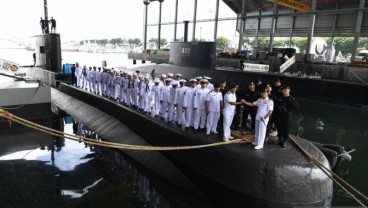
34, 33, 62, 73
169, 20, 216, 69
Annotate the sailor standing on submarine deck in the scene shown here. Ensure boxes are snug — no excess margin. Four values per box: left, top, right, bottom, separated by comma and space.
193, 79, 210, 130
243, 88, 273, 150
205, 83, 223, 135
176, 79, 188, 126
223, 84, 243, 141
183, 79, 197, 128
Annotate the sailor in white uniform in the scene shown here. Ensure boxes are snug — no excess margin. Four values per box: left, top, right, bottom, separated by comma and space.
105, 71, 112, 97
193, 79, 210, 129
142, 75, 152, 113
168, 80, 179, 122
87, 67, 95, 93
175, 73, 182, 80
152, 78, 161, 116
159, 74, 166, 86
138, 74, 145, 109
183, 79, 197, 128
167, 73, 174, 85
102, 69, 108, 95
195, 76, 202, 89
159, 79, 171, 119
243, 88, 274, 149
110, 71, 116, 98
131, 73, 140, 107
113, 72, 121, 100
125, 73, 134, 106
204, 76, 214, 91
223, 84, 243, 141
205, 83, 223, 135
74, 62, 83, 88
92, 67, 98, 93
176, 79, 188, 126
119, 72, 127, 103
82, 66, 88, 90
95, 67, 103, 95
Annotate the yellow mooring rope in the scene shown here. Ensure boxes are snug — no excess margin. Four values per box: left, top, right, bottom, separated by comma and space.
0, 108, 367, 207
0, 109, 248, 150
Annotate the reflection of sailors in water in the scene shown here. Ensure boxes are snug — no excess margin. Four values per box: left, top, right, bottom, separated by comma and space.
77, 122, 84, 136
315, 118, 325, 131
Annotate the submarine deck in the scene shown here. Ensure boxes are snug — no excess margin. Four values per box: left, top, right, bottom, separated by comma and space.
54, 83, 328, 168
52, 83, 332, 206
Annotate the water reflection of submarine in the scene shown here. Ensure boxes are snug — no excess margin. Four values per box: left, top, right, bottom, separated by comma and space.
51, 89, 206, 198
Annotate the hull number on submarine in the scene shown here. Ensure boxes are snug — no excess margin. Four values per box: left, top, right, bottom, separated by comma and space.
182, 48, 190, 55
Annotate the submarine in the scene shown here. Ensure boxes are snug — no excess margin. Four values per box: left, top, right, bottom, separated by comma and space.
49, 82, 332, 207
21, 30, 336, 207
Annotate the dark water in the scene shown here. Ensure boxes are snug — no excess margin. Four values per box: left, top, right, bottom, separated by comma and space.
0, 102, 367, 207
293, 100, 368, 206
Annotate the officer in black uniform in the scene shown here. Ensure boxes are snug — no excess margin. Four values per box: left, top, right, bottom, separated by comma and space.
275, 85, 300, 148
242, 81, 260, 133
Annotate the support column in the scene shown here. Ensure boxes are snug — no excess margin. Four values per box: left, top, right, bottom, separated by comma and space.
174, 0, 178, 41
288, 12, 296, 48
254, 9, 262, 49
214, 0, 220, 41
143, 1, 149, 51
329, 0, 339, 62
158, 0, 164, 49
305, 0, 317, 57
192, 0, 198, 41
238, 0, 246, 52
351, 0, 365, 62
268, 0, 278, 52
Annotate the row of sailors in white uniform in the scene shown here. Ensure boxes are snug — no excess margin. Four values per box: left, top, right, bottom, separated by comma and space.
77, 69, 222, 135
77, 69, 274, 149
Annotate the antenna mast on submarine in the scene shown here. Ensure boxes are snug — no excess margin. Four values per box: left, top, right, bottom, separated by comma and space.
43, 0, 49, 34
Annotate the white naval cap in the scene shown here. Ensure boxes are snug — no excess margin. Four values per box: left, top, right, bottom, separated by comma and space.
133, 72, 138, 76
203, 76, 212, 80
196, 76, 203, 80
167, 73, 174, 77
165, 78, 172, 82
189, 78, 197, 82
179, 79, 186, 83
176, 73, 182, 77
161, 74, 167, 78
138, 74, 143, 78
153, 78, 160, 83
171, 80, 179, 85
200, 79, 208, 83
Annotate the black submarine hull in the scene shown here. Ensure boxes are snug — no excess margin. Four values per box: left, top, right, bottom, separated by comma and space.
125, 63, 368, 108
56, 83, 333, 207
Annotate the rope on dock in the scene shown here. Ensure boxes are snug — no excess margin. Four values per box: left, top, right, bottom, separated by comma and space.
288, 135, 368, 208
0, 108, 366, 207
